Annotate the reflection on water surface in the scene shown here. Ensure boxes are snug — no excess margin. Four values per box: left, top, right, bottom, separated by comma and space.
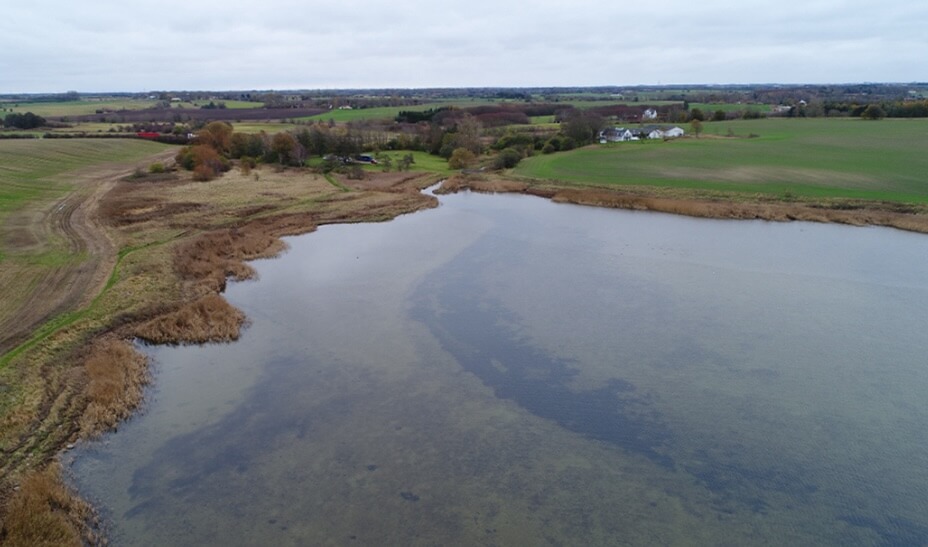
70, 191, 928, 546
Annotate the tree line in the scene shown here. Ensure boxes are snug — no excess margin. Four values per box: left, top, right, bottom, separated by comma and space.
2, 112, 47, 129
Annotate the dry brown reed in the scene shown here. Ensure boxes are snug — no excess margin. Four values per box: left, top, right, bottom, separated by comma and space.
133, 294, 247, 345
173, 228, 286, 293
0, 463, 95, 547
78, 336, 148, 437
437, 175, 529, 194
436, 180, 928, 235
543, 188, 928, 233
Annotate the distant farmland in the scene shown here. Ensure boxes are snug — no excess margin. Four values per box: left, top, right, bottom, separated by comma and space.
0, 138, 170, 215
59, 106, 327, 124
515, 118, 928, 203
0, 99, 159, 117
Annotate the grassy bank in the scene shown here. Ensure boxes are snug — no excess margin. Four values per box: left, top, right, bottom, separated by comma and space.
515, 118, 928, 203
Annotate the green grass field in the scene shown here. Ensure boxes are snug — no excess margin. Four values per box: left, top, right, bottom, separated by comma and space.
376, 150, 453, 174
0, 98, 265, 119
0, 139, 170, 215
515, 118, 928, 203
304, 150, 452, 175
0, 99, 158, 118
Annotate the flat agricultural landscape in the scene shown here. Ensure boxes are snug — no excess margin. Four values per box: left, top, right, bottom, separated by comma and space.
0, 98, 265, 119
0, 139, 173, 355
2, 86, 928, 545
515, 118, 928, 203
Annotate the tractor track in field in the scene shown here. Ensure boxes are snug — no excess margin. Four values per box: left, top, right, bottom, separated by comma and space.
0, 150, 175, 357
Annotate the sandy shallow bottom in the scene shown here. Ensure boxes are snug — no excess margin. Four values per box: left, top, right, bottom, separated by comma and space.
69, 190, 928, 546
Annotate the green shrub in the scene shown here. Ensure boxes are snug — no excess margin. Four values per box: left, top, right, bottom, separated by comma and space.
448, 148, 477, 169
492, 148, 522, 170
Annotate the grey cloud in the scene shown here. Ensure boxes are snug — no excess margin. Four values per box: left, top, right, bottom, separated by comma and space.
1, 0, 925, 92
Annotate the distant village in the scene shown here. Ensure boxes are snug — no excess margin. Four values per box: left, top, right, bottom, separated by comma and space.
598, 125, 685, 143
593, 107, 686, 143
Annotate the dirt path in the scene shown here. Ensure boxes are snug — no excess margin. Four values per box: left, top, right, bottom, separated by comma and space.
0, 149, 176, 355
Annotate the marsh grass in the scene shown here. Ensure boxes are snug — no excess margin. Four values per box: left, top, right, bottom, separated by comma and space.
173, 228, 284, 292
134, 294, 247, 345
79, 337, 148, 436
442, 174, 928, 233
541, 187, 928, 232
0, 463, 95, 547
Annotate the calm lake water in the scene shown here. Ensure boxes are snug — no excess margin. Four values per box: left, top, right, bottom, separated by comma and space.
69, 189, 928, 546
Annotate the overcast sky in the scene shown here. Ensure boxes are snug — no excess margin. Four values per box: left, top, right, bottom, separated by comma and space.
2, 0, 926, 93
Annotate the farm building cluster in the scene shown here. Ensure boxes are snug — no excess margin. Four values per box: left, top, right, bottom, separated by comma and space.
599, 125, 685, 143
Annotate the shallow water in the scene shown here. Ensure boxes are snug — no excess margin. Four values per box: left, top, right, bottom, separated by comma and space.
69, 190, 928, 546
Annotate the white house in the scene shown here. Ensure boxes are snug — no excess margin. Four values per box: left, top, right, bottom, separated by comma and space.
599, 127, 637, 142
602, 125, 683, 142
643, 108, 658, 120
647, 126, 685, 139
616, 128, 636, 141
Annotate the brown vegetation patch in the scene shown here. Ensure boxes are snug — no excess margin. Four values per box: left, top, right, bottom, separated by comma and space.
133, 294, 247, 345
78, 336, 148, 437
99, 177, 205, 226
543, 187, 928, 233
105, 199, 205, 226
438, 175, 529, 194
341, 171, 440, 192
441, 176, 928, 234
173, 228, 287, 293
0, 463, 95, 547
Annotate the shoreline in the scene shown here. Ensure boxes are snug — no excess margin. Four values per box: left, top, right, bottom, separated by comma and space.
4, 163, 927, 544
438, 174, 928, 234
0, 164, 439, 545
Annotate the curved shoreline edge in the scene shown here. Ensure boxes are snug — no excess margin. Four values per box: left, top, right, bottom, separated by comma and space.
3, 165, 926, 544
438, 174, 928, 234
0, 167, 439, 545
